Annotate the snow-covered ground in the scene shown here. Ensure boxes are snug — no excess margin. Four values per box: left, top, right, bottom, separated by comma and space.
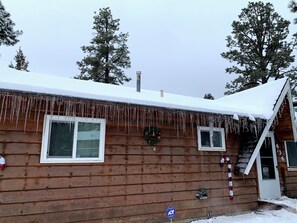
261, 196, 297, 210
191, 196, 297, 223
191, 209, 297, 223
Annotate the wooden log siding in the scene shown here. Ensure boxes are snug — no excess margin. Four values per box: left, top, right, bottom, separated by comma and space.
0, 94, 260, 222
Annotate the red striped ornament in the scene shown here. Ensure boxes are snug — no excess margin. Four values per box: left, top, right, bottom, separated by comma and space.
220, 157, 234, 200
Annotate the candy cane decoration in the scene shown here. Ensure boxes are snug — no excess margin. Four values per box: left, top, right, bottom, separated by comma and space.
0, 156, 6, 170
220, 157, 234, 200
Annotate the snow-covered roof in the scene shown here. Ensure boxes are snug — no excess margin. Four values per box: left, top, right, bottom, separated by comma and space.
216, 78, 288, 119
0, 67, 289, 120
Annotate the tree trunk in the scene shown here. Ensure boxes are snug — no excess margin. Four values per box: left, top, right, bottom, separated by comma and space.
104, 49, 109, 83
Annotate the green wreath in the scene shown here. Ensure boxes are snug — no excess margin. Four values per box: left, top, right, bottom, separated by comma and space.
144, 126, 161, 148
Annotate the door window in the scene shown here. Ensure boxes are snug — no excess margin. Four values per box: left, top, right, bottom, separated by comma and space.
260, 138, 276, 180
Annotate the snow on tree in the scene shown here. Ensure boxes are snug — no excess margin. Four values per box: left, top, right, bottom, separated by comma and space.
0, 0, 22, 47
75, 7, 131, 85
9, 47, 29, 72
221, 2, 297, 95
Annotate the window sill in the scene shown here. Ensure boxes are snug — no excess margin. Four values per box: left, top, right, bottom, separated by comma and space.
198, 147, 226, 152
40, 158, 104, 164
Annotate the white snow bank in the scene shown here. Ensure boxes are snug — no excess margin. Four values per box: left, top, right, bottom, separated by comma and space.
260, 196, 297, 210
191, 208, 297, 223
0, 67, 289, 120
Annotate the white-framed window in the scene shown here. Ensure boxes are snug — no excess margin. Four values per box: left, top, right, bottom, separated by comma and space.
197, 126, 226, 151
284, 141, 297, 168
40, 115, 106, 163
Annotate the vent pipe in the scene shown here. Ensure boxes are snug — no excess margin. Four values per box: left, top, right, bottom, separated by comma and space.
136, 71, 141, 92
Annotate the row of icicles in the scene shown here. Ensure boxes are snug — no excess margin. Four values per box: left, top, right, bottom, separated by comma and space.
0, 92, 267, 135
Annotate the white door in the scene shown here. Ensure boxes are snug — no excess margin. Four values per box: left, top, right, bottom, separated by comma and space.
256, 132, 281, 200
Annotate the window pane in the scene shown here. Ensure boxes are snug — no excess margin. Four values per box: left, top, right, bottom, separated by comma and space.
260, 138, 273, 157
48, 121, 74, 158
76, 122, 100, 158
286, 141, 297, 166
201, 131, 211, 147
213, 131, 222, 147
261, 157, 276, 179
260, 138, 275, 179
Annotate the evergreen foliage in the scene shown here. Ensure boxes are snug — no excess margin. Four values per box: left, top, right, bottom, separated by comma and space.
221, 2, 297, 95
203, 93, 214, 100
0, 0, 22, 47
289, 1, 297, 95
9, 47, 29, 72
289, 0, 297, 24
76, 7, 131, 85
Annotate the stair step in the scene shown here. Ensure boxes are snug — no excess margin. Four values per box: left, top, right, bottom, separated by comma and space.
238, 158, 249, 163
236, 163, 247, 168
234, 134, 259, 175
238, 153, 253, 158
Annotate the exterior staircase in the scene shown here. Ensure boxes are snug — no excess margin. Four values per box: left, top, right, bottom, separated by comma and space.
234, 134, 259, 175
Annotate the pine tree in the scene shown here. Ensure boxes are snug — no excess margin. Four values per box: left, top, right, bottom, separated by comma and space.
288, 1, 297, 95
289, 0, 297, 24
203, 93, 214, 100
9, 47, 29, 72
0, 0, 22, 47
76, 7, 131, 85
221, 2, 297, 95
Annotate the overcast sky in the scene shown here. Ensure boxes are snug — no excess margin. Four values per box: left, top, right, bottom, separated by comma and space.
0, 0, 296, 98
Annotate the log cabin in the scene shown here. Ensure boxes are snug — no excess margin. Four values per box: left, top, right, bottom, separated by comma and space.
0, 67, 297, 223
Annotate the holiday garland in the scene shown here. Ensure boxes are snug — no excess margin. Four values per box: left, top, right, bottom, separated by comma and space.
220, 156, 234, 200
144, 126, 161, 150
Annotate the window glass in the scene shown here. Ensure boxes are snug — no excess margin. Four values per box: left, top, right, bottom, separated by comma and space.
260, 138, 276, 179
260, 138, 273, 157
48, 121, 74, 158
201, 131, 211, 147
41, 115, 106, 163
76, 122, 100, 158
261, 158, 276, 179
286, 141, 297, 166
197, 126, 225, 151
213, 131, 222, 147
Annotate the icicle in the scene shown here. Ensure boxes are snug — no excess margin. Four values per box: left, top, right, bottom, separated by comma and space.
24, 98, 32, 131
10, 95, 17, 122
248, 114, 256, 122
195, 113, 200, 127
33, 97, 38, 125
182, 112, 187, 135
136, 106, 139, 131
189, 113, 194, 138
233, 113, 239, 121
0, 95, 7, 123
0, 91, 269, 137
3, 94, 9, 123
44, 98, 49, 118
35, 98, 42, 132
